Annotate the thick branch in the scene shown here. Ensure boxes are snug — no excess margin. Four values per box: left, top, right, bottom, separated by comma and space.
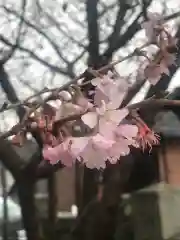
36, 161, 63, 178
104, 13, 141, 58
0, 66, 25, 119
86, 0, 100, 66
17, 178, 41, 240
107, 2, 131, 53
120, 79, 146, 107
0, 138, 25, 177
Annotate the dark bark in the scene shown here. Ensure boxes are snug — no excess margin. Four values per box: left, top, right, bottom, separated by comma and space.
72, 156, 134, 240
0, 138, 24, 178
47, 173, 57, 240
17, 176, 41, 240
104, 14, 141, 59
1, 166, 9, 240
107, 2, 131, 53
0, 66, 25, 119
80, 168, 98, 211
86, 0, 100, 66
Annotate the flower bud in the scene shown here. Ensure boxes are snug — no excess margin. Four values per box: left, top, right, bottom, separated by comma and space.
59, 91, 72, 101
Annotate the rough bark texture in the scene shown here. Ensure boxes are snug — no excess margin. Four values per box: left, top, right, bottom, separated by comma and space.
17, 176, 42, 240
47, 173, 57, 240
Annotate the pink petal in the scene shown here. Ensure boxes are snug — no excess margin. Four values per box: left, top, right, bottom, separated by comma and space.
107, 140, 130, 163
117, 124, 138, 139
106, 93, 125, 110
81, 111, 98, 128
94, 88, 109, 107
76, 97, 93, 110
91, 77, 101, 86
96, 101, 106, 115
92, 133, 114, 149
159, 63, 170, 75
70, 137, 89, 156
42, 145, 62, 164
99, 119, 117, 139
59, 150, 75, 167
80, 144, 107, 169
109, 108, 129, 124
55, 103, 82, 121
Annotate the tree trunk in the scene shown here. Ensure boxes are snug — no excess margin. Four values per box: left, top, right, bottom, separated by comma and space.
81, 168, 97, 211
47, 173, 57, 240
17, 177, 41, 240
1, 166, 9, 240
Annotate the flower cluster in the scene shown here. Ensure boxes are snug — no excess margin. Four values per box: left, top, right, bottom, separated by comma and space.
10, 11, 177, 169
139, 12, 177, 85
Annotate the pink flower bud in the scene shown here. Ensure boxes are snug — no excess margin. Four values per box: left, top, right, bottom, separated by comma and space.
59, 91, 72, 101
30, 122, 38, 129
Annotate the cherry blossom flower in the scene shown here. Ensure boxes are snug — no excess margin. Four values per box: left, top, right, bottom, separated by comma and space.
94, 87, 109, 107
78, 134, 115, 169
144, 51, 176, 85
9, 9, 174, 170
59, 91, 72, 101
55, 102, 84, 121
91, 72, 114, 91
94, 79, 129, 109
116, 124, 138, 140
75, 96, 93, 110
92, 74, 117, 104
136, 124, 160, 151
92, 72, 129, 108
160, 52, 176, 73
141, 12, 163, 42
107, 138, 131, 164
81, 100, 129, 129
98, 120, 118, 140
43, 138, 76, 166
105, 124, 138, 164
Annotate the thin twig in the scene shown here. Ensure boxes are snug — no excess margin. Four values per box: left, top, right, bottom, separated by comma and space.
0, 43, 148, 114
1, 97, 180, 139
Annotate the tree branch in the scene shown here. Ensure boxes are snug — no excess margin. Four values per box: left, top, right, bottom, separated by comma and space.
36, 161, 63, 178
0, 34, 74, 78
0, 138, 25, 177
104, 7, 180, 59
36, 5, 87, 50
107, 1, 132, 54
2, 5, 71, 65
104, 13, 141, 59
0, 0, 27, 65
86, 0, 100, 66
146, 26, 180, 98
120, 79, 146, 107
0, 66, 25, 119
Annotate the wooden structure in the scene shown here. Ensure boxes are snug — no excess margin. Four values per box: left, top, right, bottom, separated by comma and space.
154, 110, 180, 186
128, 91, 180, 240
